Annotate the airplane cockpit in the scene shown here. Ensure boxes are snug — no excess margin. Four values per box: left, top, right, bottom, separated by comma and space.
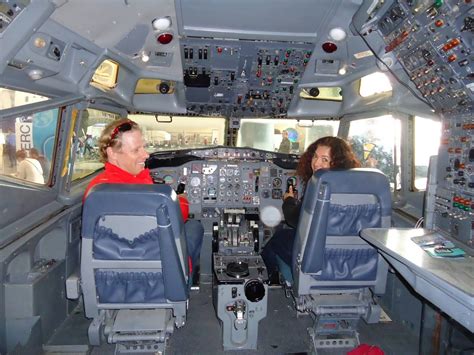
0, 0, 473, 354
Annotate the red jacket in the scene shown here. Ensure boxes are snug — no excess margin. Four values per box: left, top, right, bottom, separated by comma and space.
83, 162, 189, 221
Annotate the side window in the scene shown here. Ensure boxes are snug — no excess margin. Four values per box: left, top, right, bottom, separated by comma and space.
0, 108, 59, 185
414, 116, 441, 190
348, 115, 401, 190
70, 109, 119, 181
0, 88, 48, 110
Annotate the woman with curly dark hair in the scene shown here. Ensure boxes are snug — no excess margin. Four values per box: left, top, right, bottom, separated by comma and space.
262, 136, 360, 283
296, 136, 361, 187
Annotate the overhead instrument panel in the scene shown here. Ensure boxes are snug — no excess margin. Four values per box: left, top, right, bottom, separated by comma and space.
376, 0, 473, 115
374, 0, 473, 248
181, 38, 313, 117
0, 0, 29, 34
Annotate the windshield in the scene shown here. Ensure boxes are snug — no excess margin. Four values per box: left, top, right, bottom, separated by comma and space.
129, 114, 227, 151
129, 115, 338, 155
237, 118, 339, 155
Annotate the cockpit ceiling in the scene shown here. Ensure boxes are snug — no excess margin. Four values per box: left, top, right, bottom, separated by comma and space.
3, 0, 439, 118
51, 0, 178, 49
176, 0, 355, 42
51, 0, 360, 45
43, 0, 371, 117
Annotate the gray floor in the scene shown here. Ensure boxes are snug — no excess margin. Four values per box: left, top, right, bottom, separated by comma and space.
46, 283, 419, 355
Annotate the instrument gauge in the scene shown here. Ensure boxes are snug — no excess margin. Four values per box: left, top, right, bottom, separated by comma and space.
163, 175, 174, 185
190, 176, 201, 187
208, 187, 217, 197
272, 178, 282, 188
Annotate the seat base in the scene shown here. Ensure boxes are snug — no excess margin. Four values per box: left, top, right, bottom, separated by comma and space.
88, 309, 175, 353
296, 289, 382, 353
110, 309, 173, 336
308, 326, 359, 353
115, 341, 167, 354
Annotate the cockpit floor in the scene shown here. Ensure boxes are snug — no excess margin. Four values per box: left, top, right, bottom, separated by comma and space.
46, 283, 418, 354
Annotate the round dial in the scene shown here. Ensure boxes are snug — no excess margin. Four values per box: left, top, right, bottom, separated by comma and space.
163, 175, 174, 185
207, 175, 215, 184
208, 187, 217, 197
190, 176, 201, 187
272, 178, 282, 188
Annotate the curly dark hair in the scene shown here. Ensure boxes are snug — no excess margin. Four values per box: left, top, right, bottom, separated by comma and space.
296, 136, 361, 184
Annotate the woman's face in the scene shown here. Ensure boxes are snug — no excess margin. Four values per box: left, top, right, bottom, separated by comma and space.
311, 145, 332, 172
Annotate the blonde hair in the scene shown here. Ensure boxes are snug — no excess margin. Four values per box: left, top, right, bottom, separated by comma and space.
97, 119, 140, 163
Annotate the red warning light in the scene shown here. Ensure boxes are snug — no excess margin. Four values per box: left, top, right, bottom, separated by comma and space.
157, 33, 173, 45
322, 42, 337, 53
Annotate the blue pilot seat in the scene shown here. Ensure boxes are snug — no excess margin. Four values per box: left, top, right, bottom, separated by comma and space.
79, 183, 189, 351
284, 169, 391, 351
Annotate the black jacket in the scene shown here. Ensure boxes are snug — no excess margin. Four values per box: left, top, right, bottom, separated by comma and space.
282, 196, 301, 228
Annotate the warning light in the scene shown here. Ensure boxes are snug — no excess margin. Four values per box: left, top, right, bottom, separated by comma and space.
157, 33, 173, 45
322, 42, 337, 53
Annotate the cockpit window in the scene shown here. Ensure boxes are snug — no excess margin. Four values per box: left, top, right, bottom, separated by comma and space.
71, 109, 120, 181
359, 72, 392, 97
236, 118, 339, 155
348, 115, 401, 190
71, 113, 227, 181
413, 116, 441, 190
128, 114, 226, 151
0, 103, 59, 186
0, 88, 49, 110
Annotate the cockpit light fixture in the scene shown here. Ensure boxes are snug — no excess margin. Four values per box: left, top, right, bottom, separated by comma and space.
141, 51, 150, 62
28, 69, 43, 80
152, 16, 172, 31
329, 27, 346, 41
33, 37, 47, 48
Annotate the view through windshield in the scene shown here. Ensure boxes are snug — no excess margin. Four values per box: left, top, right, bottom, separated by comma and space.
237, 118, 339, 155
129, 114, 226, 151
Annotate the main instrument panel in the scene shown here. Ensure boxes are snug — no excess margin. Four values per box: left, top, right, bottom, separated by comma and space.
147, 147, 300, 227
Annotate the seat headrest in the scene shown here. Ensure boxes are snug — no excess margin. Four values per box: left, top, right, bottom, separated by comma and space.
82, 183, 180, 237
309, 168, 391, 217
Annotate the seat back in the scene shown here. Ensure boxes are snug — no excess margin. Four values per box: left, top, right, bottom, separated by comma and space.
292, 169, 391, 296
81, 183, 189, 319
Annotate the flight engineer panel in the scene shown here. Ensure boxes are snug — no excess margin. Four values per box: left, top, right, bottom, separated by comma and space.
371, 0, 474, 247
